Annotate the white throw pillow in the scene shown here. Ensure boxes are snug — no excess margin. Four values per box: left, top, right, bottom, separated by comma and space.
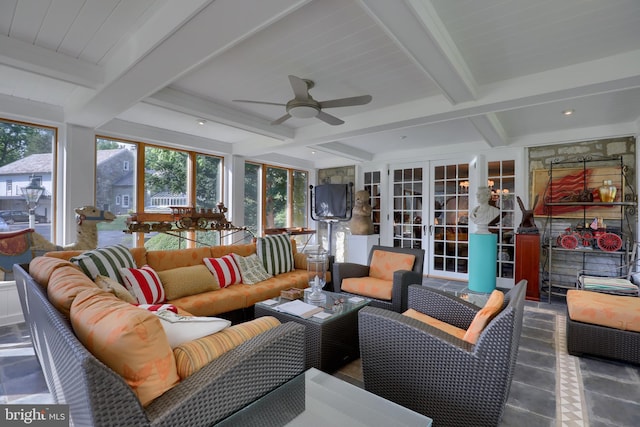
153, 309, 231, 348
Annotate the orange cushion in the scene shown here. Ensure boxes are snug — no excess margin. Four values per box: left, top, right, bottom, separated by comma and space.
29, 256, 81, 288
145, 247, 213, 271
567, 290, 640, 332
70, 288, 180, 406
341, 277, 392, 300
369, 250, 415, 281
462, 290, 504, 344
47, 266, 99, 317
210, 243, 256, 258
403, 308, 466, 340
173, 316, 281, 379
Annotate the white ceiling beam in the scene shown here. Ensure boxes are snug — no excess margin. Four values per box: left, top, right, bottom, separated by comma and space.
98, 119, 232, 154
468, 114, 508, 147
0, 93, 64, 124
313, 142, 374, 162
0, 34, 103, 89
65, 0, 311, 128
146, 88, 293, 141
358, 0, 477, 104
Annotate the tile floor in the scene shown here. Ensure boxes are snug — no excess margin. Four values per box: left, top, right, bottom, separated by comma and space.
1, 278, 639, 426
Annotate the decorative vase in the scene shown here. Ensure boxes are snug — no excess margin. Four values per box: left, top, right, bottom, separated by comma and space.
598, 180, 617, 203
306, 251, 327, 304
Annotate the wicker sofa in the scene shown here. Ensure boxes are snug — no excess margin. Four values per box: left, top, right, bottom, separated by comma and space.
13, 238, 315, 426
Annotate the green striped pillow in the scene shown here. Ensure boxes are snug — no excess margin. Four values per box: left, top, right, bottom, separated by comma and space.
70, 244, 136, 284
256, 234, 294, 276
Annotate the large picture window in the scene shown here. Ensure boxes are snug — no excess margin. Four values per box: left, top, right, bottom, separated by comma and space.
244, 162, 308, 244
96, 137, 224, 250
0, 118, 55, 241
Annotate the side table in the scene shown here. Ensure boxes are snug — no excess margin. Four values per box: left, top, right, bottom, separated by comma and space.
254, 291, 370, 372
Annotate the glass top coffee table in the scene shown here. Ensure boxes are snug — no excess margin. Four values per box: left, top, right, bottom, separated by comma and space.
254, 290, 370, 372
214, 368, 432, 426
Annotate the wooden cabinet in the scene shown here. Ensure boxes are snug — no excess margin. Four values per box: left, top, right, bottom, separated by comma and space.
515, 234, 540, 301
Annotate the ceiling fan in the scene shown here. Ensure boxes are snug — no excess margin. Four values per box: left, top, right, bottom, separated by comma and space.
233, 75, 372, 126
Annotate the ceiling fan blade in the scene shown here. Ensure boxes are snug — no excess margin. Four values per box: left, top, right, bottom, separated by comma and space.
233, 100, 286, 107
271, 113, 291, 125
316, 111, 344, 126
319, 94, 372, 109
288, 75, 310, 100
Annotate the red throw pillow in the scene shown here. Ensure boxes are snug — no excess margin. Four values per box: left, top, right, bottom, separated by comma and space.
203, 254, 242, 288
120, 265, 165, 304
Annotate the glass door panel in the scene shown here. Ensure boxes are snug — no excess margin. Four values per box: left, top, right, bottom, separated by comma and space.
392, 166, 423, 250
488, 160, 516, 286
431, 162, 469, 279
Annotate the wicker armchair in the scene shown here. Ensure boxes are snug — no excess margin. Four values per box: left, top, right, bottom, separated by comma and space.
332, 245, 424, 312
358, 281, 527, 427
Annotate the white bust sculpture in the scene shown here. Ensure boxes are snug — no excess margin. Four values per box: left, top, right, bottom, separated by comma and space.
470, 186, 500, 234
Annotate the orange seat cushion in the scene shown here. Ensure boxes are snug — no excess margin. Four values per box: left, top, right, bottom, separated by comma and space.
462, 290, 504, 344
70, 288, 180, 406
403, 308, 466, 340
369, 250, 415, 281
173, 316, 281, 379
342, 277, 393, 300
567, 289, 640, 332
29, 256, 81, 288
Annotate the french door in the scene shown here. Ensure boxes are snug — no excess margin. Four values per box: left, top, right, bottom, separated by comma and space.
429, 161, 470, 280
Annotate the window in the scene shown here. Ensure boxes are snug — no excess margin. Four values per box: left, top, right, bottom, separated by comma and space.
244, 162, 309, 244
96, 137, 224, 250
0, 118, 56, 240
96, 137, 137, 247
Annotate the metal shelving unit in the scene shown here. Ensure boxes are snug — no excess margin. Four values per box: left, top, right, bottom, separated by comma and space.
541, 156, 636, 302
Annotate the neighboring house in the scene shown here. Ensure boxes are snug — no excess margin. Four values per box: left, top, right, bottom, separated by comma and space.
0, 149, 137, 220
0, 153, 52, 221
96, 149, 136, 215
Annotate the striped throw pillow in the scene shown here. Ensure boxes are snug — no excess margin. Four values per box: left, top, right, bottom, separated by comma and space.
173, 316, 280, 379
203, 254, 241, 288
256, 234, 294, 276
121, 265, 165, 304
70, 244, 136, 284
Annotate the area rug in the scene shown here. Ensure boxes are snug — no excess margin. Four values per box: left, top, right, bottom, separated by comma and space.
334, 306, 589, 426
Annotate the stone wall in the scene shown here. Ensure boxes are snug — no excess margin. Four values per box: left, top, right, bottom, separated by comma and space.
315, 166, 356, 261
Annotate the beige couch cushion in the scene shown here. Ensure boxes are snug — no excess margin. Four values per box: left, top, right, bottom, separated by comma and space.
157, 265, 219, 300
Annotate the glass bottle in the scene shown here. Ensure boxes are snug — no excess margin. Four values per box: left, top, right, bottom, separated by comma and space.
598, 180, 617, 203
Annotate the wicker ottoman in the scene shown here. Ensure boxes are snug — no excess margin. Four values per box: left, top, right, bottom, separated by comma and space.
566, 290, 640, 365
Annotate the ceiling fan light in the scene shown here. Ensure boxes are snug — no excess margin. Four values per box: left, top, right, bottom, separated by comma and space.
289, 105, 319, 118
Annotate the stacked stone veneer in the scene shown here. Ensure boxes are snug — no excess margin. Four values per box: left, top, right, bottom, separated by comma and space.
529, 136, 637, 296
315, 166, 356, 262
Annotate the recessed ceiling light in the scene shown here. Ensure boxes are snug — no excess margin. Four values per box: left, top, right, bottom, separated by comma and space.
562, 109, 574, 116
311, 150, 316, 154
197, 119, 206, 125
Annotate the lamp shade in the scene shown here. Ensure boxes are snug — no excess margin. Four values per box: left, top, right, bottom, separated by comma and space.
21, 177, 44, 205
